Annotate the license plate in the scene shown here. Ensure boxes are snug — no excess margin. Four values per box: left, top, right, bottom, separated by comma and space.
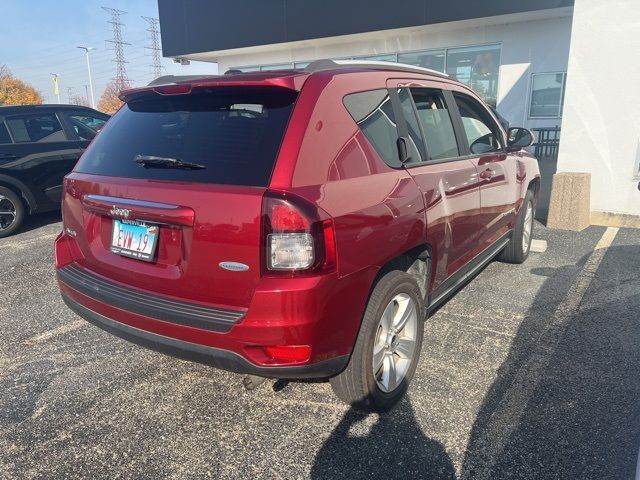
110, 219, 159, 262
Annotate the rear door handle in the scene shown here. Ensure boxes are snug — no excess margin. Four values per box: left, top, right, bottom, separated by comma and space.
479, 168, 495, 180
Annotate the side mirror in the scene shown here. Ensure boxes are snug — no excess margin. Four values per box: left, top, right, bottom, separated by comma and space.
506, 127, 534, 152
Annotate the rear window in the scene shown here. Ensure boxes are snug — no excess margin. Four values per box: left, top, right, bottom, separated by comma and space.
75, 88, 297, 186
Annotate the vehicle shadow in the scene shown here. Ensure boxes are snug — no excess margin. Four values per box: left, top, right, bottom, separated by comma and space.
19, 210, 61, 234
311, 399, 456, 480
461, 243, 640, 479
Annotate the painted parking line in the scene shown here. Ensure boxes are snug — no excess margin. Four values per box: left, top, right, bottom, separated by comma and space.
23, 319, 86, 345
462, 226, 619, 479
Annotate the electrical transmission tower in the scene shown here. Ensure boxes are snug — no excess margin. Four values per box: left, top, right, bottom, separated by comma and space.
142, 16, 163, 79
102, 6, 131, 91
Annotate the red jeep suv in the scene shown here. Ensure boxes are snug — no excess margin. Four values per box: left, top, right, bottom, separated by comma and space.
55, 60, 539, 411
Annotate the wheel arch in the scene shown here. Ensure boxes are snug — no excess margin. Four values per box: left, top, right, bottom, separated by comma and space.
373, 244, 432, 305
0, 174, 37, 213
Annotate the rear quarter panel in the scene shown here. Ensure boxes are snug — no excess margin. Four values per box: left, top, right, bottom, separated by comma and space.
270, 71, 427, 279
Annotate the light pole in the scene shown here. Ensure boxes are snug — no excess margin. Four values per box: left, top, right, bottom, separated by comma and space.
50, 73, 60, 104
77, 46, 96, 109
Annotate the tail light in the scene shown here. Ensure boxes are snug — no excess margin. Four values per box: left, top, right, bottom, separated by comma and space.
261, 191, 336, 275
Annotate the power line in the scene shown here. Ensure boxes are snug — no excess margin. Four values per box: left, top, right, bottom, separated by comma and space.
142, 16, 162, 79
102, 6, 131, 91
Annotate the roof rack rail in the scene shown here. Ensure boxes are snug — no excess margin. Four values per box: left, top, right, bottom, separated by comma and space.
147, 74, 221, 86
304, 59, 448, 77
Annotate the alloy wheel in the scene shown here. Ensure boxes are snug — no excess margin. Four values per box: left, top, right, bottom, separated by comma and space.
0, 195, 17, 232
372, 293, 418, 393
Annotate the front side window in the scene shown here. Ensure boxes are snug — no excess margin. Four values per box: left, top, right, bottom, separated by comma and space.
454, 93, 503, 155
5, 113, 65, 143
410, 89, 459, 160
343, 89, 400, 167
65, 113, 108, 141
529, 72, 567, 118
446, 44, 501, 108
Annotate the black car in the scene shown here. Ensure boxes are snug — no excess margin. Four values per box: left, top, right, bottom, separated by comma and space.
0, 104, 109, 237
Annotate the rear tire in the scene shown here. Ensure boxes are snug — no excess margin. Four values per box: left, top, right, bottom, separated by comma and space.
0, 187, 25, 239
499, 190, 534, 264
330, 270, 424, 412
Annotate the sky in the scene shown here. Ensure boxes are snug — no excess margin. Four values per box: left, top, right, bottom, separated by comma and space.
1, 0, 218, 105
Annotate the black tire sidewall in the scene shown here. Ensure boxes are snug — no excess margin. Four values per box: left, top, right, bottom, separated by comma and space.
0, 187, 25, 238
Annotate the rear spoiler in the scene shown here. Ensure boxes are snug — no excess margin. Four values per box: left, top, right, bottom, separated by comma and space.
120, 77, 305, 102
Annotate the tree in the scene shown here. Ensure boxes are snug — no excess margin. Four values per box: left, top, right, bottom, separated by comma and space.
97, 81, 124, 114
69, 94, 89, 107
0, 65, 43, 106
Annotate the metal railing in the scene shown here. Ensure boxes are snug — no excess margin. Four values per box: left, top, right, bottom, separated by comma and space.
531, 126, 561, 159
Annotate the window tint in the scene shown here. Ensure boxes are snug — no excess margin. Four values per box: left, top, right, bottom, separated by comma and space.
453, 93, 503, 155
66, 113, 108, 141
5, 114, 64, 143
0, 122, 11, 144
398, 89, 426, 163
75, 88, 297, 187
343, 89, 400, 167
410, 90, 459, 160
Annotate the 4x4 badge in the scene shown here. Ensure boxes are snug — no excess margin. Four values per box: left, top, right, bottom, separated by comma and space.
109, 206, 131, 219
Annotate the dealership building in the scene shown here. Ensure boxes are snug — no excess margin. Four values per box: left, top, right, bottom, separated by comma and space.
158, 0, 640, 228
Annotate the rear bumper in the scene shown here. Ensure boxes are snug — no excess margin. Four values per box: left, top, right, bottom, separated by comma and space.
62, 292, 349, 379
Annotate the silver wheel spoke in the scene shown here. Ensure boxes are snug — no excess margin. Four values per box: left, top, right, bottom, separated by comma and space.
0, 211, 15, 217
392, 295, 414, 331
381, 355, 397, 391
522, 202, 533, 253
379, 302, 394, 337
395, 337, 415, 360
372, 344, 386, 372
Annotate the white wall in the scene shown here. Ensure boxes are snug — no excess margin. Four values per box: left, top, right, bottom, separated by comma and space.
212, 13, 572, 130
556, 0, 640, 216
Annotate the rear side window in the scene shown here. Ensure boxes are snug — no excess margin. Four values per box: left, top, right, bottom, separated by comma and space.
453, 93, 503, 155
410, 89, 459, 160
343, 89, 400, 167
0, 122, 11, 144
75, 88, 297, 187
5, 114, 65, 143
65, 112, 108, 141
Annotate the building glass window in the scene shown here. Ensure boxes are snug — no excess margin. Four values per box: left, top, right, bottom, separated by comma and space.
529, 72, 567, 118
356, 53, 397, 62
446, 44, 501, 107
260, 63, 293, 71
398, 50, 446, 73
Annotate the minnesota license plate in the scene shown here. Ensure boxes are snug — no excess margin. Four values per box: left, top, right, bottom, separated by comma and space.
110, 219, 159, 262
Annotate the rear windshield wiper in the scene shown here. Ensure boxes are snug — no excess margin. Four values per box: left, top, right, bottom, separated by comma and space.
134, 155, 206, 170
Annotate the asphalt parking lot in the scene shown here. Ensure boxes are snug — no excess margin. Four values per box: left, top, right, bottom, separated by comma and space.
1, 213, 639, 480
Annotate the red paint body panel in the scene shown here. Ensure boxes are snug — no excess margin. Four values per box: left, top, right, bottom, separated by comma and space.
56, 66, 540, 374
